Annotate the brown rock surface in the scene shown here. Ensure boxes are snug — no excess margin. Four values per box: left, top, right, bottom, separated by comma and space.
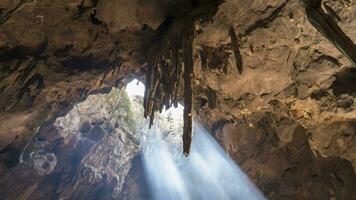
214, 113, 356, 199
0, 88, 140, 199
0, 0, 152, 171
0, 0, 356, 199
193, 0, 356, 171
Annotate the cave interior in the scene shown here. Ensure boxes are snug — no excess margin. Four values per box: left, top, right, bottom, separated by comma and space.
0, 0, 356, 199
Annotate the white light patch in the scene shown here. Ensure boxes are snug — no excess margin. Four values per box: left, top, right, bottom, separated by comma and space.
125, 79, 184, 119
125, 79, 145, 97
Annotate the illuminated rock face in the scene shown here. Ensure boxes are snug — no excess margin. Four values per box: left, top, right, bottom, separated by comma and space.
0, 85, 184, 199
0, 89, 141, 199
0, 0, 356, 199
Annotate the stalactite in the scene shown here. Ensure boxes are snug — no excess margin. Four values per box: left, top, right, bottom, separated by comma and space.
173, 49, 183, 108
143, 20, 195, 155
229, 27, 243, 74
301, 0, 356, 66
182, 23, 195, 156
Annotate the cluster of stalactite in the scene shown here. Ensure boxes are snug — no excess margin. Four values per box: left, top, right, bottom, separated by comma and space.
144, 21, 195, 155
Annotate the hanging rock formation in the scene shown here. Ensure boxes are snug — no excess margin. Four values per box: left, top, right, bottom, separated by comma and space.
301, 0, 356, 65
143, 1, 220, 155
143, 19, 195, 155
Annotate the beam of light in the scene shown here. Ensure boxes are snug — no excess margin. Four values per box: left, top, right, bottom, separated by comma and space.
141, 124, 190, 200
141, 123, 266, 200
183, 124, 265, 200
125, 79, 265, 200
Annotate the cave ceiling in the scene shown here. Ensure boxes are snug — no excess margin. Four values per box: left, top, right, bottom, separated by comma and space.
0, 0, 356, 199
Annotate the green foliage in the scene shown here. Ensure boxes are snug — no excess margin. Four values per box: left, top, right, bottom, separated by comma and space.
109, 89, 137, 134
119, 89, 136, 132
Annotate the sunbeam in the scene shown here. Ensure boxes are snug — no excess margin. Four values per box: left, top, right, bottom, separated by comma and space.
141, 121, 266, 200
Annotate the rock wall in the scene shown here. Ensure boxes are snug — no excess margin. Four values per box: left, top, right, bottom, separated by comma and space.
0, 88, 140, 199
0, 0, 154, 171
0, 0, 356, 199
191, 0, 356, 199
214, 113, 356, 199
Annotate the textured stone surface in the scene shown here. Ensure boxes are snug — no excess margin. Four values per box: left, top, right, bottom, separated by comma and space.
0, 0, 152, 171
0, 0, 356, 199
191, 0, 356, 198
0, 87, 184, 199
0, 88, 140, 199
193, 0, 356, 171
214, 113, 356, 199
